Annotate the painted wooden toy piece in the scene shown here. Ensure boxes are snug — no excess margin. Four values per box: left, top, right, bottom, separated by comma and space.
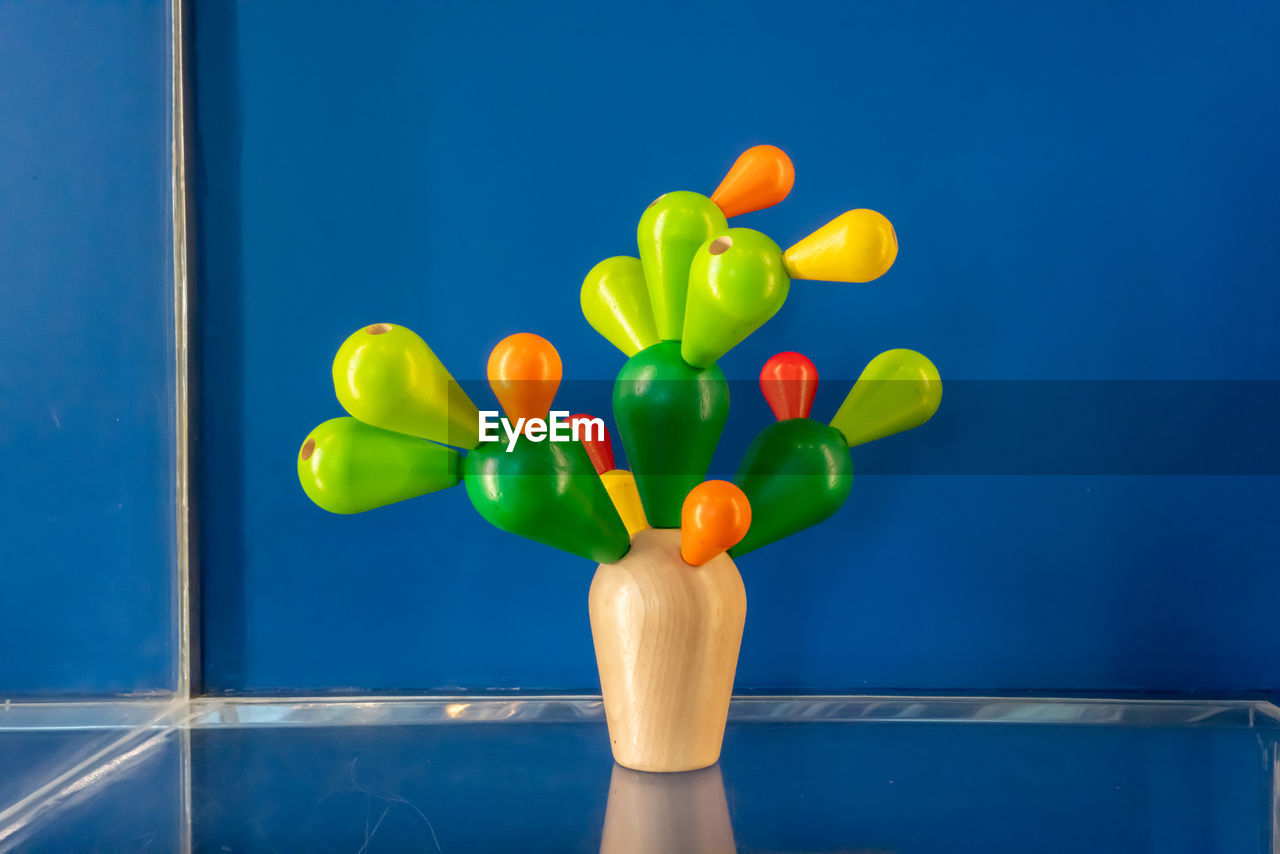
297, 145, 943, 775
733, 349, 942, 557
605, 147, 801, 525
680, 480, 751, 567
613, 341, 728, 528
464, 334, 630, 563
709, 145, 795, 219
580, 257, 660, 358
680, 210, 903, 370
332, 323, 480, 449
784, 208, 898, 283
589, 483, 751, 773
297, 416, 461, 514
830, 347, 943, 448
486, 331, 563, 427
580, 146, 795, 362
759, 350, 820, 422
680, 228, 789, 369
633, 146, 793, 344
570, 414, 648, 537
731, 353, 852, 557
637, 192, 727, 342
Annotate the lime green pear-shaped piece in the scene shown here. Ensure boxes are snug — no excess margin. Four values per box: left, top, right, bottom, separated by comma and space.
580, 256, 660, 357
298, 417, 461, 514
333, 323, 480, 448
637, 191, 728, 340
830, 349, 942, 447
681, 228, 790, 369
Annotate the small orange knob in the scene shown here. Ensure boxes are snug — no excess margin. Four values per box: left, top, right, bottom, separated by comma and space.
681, 480, 752, 566
710, 145, 795, 218
487, 333, 563, 425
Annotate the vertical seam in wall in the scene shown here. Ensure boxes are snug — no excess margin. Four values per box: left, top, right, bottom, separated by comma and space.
170, 0, 195, 702
170, 0, 197, 843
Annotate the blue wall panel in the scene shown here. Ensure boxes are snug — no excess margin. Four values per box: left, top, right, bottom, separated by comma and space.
0, 1, 175, 695
192, 1, 1280, 693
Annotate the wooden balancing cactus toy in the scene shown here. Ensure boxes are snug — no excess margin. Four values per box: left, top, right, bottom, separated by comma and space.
298, 145, 942, 773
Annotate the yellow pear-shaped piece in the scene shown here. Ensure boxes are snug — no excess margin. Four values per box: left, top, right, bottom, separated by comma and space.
783, 209, 898, 283
581, 257, 660, 357
601, 469, 648, 536
333, 323, 480, 448
830, 349, 941, 447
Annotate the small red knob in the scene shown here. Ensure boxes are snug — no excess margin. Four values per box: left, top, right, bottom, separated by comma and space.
760, 352, 818, 420
569, 413, 615, 474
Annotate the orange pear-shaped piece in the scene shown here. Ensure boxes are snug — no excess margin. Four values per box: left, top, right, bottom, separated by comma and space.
710, 145, 795, 218
681, 481, 752, 566
487, 333, 562, 425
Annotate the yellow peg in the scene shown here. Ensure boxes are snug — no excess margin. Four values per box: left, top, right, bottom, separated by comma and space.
569, 414, 648, 536
783, 209, 898, 283
580, 257, 660, 357
333, 323, 479, 448
601, 470, 648, 537
830, 349, 942, 448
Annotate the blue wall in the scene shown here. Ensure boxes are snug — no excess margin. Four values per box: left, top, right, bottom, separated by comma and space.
0, 1, 175, 695
191, 0, 1280, 693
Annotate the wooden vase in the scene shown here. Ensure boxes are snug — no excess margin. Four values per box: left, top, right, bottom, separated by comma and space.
589, 528, 747, 773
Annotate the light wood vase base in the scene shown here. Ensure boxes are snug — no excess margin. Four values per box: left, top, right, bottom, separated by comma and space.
589, 528, 747, 773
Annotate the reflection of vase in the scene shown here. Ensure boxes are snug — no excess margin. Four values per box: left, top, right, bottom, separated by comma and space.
599, 763, 736, 854
589, 528, 747, 772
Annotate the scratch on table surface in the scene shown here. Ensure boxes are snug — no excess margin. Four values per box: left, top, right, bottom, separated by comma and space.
249, 814, 282, 854
348, 757, 442, 852
49, 405, 61, 430
299, 764, 348, 832
355, 805, 390, 854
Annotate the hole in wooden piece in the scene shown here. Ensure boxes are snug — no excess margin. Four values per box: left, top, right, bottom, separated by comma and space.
366, 323, 392, 335
300, 438, 316, 460
709, 236, 733, 255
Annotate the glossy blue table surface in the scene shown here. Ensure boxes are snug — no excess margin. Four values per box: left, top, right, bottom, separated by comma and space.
5, 698, 1276, 852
